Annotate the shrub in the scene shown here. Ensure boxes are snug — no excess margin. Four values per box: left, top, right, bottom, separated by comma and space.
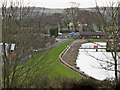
52, 77, 99, 89
50, 27, 58, 37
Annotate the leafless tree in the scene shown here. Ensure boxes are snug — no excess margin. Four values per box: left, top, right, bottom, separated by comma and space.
2, 0, 51, 88
63, 6, 103, 32
86, 1, 120, 82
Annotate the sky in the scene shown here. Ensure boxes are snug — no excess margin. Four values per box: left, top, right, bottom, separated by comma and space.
28, 0, 119, 8
0, 0, 119, 8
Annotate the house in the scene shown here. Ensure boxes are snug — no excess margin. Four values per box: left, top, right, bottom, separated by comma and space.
79, 31, 106, 39
10, 43, 15, 59
0, 43, 15, 59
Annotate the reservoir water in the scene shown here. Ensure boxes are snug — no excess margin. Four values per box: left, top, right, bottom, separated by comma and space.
76, 42, 120, 80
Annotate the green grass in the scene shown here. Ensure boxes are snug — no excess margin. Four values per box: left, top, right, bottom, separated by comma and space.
90, 39, 107, 42
61, 28, 69, 31
38, 40, 82, 79
16, 40, 83, 87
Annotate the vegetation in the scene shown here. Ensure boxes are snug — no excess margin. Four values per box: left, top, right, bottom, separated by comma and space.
2, 0, 50, 88
2, 0, 120, 88
12, 41, 83, 88
14, 40, 115, 88
95, 1, 120, 82
61, 27, 69, 31
90, 39, 107, 42
50, 27, 58, 37
21, 27, 34, 30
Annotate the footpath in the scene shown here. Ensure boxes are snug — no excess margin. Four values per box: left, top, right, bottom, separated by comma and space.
59, 39, 99, 81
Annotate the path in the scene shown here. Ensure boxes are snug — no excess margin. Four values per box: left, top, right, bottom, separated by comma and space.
33, 38, 73, 52
62, 40, 88, 67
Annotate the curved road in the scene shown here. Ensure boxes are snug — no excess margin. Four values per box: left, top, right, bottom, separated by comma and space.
33, 38, 74, 52
54, 38, 73, 47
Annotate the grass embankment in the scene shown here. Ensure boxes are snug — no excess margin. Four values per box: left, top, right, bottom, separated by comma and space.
40, 40, 82, 79
90, 39, 107, 42
17, 40, 83, 87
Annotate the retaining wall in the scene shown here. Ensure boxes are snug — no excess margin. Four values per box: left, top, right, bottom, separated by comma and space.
58, 40, 100, 81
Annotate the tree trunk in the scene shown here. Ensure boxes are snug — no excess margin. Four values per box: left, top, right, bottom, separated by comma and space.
115, 58, 118, 81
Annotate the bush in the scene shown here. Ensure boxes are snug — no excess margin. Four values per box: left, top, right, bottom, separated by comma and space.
115, 81, 120, 90
50, 27, 58, 37
51, 77, 99, 89
78, 79, 99, 89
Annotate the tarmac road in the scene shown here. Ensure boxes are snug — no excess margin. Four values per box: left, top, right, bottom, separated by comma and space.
33, 38, 74, 52
54, 38, 73, 47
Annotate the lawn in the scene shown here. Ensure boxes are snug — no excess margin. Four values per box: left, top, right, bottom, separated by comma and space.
43, 41, 82, 79
16, 40, 83, 87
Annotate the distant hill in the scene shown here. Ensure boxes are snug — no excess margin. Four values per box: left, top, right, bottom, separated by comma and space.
33, 7, 97, 14
2, 6, 115, 15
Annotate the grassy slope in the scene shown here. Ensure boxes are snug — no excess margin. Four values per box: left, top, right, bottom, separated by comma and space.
90, 39, 107, 42
39, 40, 82, 79
17, 40, 82, 85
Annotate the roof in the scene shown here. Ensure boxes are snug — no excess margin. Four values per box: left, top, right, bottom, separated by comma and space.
79, 31, 106, 36
11, 43, 15, 51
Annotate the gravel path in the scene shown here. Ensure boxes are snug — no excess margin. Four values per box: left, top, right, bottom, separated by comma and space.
62, 39, 88, 68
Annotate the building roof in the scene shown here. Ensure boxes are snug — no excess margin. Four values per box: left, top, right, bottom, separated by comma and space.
11, 43, 15, 51
79, 31, 106, 36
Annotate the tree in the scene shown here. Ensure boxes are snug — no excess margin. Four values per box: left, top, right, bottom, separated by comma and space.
63, 6, 101, 32
63, 7, 80, 32
2, 0, 50, 88
88, 1, 120, 83
50, 27, 58, 37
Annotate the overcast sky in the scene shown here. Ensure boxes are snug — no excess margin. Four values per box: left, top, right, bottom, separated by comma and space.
0, 0, 119, 8
28, 0, 119, 8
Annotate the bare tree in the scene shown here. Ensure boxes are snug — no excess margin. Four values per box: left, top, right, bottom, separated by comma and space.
63, 6, 102, 32
2, 0, 50, 88
87, 1, 120, 82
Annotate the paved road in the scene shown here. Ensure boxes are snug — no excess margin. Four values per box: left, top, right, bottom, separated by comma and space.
33, 38, 73, 52
54, 38, 73, 47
